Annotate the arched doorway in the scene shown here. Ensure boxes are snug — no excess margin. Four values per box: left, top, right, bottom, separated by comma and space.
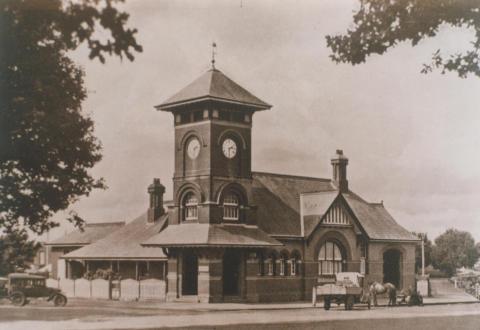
182, 251, 198, 295
223, 250, 241, 296
383, 249, 401, 288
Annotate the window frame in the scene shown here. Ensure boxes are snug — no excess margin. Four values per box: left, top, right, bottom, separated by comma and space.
318, 241, 345, 275
223, 192, 240, 221
183, 192, 198, 221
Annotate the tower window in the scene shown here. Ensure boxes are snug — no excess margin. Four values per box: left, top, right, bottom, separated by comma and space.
193, 110, 203, 122
232, 111, 244, 122
183, 193, 198, 221
223, 193, 239, 220
219, 110, 229, 121
180, 112, 190, 124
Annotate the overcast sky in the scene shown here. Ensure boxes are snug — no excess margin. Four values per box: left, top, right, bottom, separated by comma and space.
45, 0, 480, 242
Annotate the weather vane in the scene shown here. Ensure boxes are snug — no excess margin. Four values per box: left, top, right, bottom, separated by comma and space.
211, 42, 217, 69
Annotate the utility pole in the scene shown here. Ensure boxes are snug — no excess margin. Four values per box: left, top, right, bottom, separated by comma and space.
421, 233, 425, 276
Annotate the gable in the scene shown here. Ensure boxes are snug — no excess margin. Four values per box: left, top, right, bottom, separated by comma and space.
305, 195, 365, 239
322, 203, 351, 226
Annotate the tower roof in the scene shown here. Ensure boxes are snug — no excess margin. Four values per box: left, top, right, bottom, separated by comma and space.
155, 68, 271, 111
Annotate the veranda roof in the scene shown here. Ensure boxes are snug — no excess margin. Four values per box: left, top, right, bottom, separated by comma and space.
63, 213, 168, 260
142, 223, 282, 247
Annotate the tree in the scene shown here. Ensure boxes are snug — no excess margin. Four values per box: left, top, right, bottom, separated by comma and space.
412, 232, 433, 273
431, 228, 479, 276
326, 0, 480, 78
0, 229, 41, 275
0, 0, 142, 235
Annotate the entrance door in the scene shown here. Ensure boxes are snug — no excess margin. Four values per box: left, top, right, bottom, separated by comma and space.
223, 250, 241, 296
383, 249, 401, 288
182, 251, 198, 295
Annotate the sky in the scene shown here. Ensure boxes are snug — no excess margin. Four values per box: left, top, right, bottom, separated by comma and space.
44, 0, 480, 242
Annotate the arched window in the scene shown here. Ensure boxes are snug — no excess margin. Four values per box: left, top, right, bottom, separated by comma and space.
264, 252, 277, 276
318, 241, 345, 275
290, 251, 301, 276
279, 251, 289, 276
223, 193, 240, 220
258, 255, 265, 276
183, 192, 198, 221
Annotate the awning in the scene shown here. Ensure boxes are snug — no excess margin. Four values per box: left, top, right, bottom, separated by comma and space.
142, 223, 283, 248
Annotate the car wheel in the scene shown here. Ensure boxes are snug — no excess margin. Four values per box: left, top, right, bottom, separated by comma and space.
53, 294, 67, 307
10, 292, 26, 306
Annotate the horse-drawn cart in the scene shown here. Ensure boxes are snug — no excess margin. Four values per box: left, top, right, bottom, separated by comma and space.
312, 272, 370, 310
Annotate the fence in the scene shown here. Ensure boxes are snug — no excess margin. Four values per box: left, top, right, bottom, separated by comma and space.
47, 278, 166, 301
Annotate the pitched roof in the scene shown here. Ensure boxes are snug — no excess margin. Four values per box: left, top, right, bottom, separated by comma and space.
46, 222, 125, 246
252, 172, 417, 242
342, 193, 418, 241
63, 213, 168, 260
143, 223, 282, 247
252, 172, 336, 236
155, 69, 271, 110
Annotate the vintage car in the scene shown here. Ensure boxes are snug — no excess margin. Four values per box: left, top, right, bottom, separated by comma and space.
0, 273, 67, 307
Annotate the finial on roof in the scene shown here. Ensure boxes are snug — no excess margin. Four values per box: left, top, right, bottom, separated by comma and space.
211, 42, 217, 69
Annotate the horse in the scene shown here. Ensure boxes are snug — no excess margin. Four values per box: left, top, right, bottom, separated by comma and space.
369, 281, 397, 306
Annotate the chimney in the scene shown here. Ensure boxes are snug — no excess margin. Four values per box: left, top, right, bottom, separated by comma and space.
331, 149, 349, 193
147, 178, 165, 223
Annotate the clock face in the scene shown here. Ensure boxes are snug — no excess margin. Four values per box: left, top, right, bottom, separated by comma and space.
187, 138, 201, 159
222, 138, 237, 159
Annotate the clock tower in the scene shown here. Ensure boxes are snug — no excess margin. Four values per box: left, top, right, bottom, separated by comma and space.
155, 67, 271, 226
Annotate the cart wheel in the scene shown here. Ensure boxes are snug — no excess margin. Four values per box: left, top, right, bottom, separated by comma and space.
53, 294, 67, 307
10, 292, 26, 306
324, 297, 331, 310
345, 295, 354, 310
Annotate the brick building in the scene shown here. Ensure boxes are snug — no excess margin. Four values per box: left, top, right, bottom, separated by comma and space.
62, 65, 418, 303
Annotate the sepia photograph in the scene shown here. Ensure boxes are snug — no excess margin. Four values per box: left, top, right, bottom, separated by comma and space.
1, 0, 480, 329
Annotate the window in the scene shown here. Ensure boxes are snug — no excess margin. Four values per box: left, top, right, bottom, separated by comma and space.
180, 112, 190, 124
193, 110, 203, 122
258, 256, 264, 276
280, 258, 286, 276
223, 193, 239, 220
267, 258, 275, 276
219, 110, 229, 121
183, 193, 198, 221
290, 258, 297, 276
232, 111, 244, 122
318, 241, 344, 275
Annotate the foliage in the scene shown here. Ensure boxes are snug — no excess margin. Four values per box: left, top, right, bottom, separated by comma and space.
326, 0, 480, 78
83, 268, 117, 280
0, 229, 41, 275
0, 0, 142, 235
431, 228, 479, 276
412, 232, 433, 273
